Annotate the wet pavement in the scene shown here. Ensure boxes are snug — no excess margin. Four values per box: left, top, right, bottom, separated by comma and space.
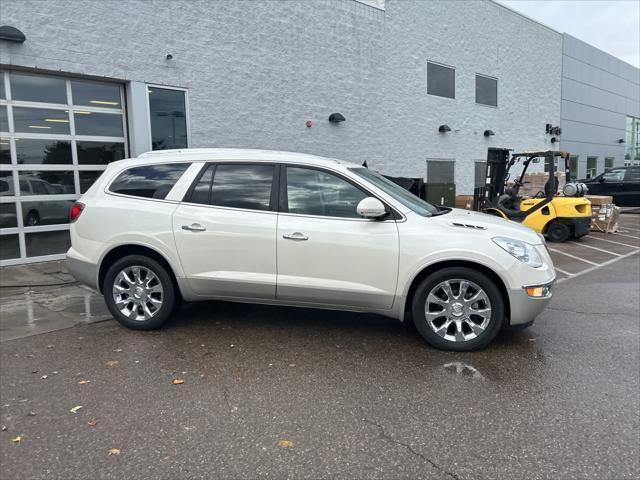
0, 220, 639, 479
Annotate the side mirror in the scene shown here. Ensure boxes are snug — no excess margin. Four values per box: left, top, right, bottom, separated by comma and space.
357, 197, 387, 219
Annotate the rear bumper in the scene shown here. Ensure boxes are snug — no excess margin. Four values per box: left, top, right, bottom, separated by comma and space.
65, 249, 98, 290
570, 217, 591, 238
507, 281, 554, 326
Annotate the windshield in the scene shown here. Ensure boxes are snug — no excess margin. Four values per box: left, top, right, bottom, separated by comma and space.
349, 168, 439, 217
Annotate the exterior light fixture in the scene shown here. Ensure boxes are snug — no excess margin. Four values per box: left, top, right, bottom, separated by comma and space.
328, 113, 345, 123
166, 54, 173, 60
0, 26, 26, 43
617, 139, 625, 144
551, 137, 558, 143
438, 124, 451, 133
483, 129, 495, 137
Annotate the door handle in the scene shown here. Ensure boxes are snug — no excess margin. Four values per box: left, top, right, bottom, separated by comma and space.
182, 223, 206, 232
283, 232, 308, 241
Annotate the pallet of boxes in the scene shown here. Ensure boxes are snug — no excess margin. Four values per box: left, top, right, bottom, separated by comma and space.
586, 195, 620, 233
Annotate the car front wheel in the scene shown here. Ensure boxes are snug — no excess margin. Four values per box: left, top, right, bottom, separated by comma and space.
103, 255, 175, 330
411, 267, 505, 351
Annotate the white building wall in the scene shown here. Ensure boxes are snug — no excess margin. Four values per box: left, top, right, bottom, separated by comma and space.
560, 34, 640, 178
382, 0, 563, 193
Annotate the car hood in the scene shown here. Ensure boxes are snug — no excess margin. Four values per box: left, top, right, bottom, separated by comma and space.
429, 208, 543, 245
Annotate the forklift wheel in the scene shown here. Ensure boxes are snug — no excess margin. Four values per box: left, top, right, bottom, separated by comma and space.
546, 221, 570, 242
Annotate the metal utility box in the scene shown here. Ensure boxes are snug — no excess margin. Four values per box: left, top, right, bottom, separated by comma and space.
424, 183, 456, 206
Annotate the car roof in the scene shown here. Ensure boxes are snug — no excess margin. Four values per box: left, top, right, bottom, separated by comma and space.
132, 148, 364, 169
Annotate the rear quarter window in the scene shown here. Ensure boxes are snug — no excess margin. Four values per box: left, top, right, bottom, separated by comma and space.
109, 163, 190, 199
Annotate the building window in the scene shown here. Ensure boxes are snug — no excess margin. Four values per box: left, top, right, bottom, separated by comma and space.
148, 86, 188, 150
586, 156, 598, 179
475, 74, 497, 107
569, 155, 578, 180
604, 157, 614, 171
427, 62, 455, 99
625, 116, 639, 165
0, 70, 127, 265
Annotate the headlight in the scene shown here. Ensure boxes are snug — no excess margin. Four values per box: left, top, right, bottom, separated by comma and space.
492, 237, 543, 268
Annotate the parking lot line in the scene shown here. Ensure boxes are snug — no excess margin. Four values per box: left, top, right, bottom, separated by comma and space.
568, 241, 622, 257
619, 226, 640, 232
554, 267, 575, 277
556, 249, 640, 283
587, 236, 640, 249
611, 232, 640, 240
547, 248, 600, 265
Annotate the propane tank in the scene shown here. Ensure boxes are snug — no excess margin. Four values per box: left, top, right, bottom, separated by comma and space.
563, 182, 588, 197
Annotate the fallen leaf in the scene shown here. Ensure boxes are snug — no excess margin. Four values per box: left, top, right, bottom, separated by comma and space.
108, 448, 120, 456
78, 380, 91, 385
1, 426, 7, 431
41, 375, 48, 379
88, 419, 98, 427
70, 405, 83, 414
27, 411, 36, 417
11, 435, 23, 444
171, 378, 184, 385
31, 370, 38, 374
47, 345, 54, 349
113, 348, 123, 352
105, 361, 118, 368
277, 439, 294, 449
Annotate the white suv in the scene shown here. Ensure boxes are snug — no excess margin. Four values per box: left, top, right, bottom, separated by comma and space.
66, 149, 556, 351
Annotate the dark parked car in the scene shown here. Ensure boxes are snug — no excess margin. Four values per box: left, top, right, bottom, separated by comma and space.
581, 166, 640, 207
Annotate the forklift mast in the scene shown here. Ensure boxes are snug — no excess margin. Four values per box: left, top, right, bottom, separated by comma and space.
475, 148, 511, 209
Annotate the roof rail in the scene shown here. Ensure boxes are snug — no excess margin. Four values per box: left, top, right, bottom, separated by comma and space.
137, 148, 218, 158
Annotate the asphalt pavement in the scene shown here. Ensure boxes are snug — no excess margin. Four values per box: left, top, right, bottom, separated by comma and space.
1, 246, 639, 479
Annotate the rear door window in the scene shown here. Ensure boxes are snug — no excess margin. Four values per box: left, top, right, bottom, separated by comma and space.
109, 163, 190, 199
625, 168, 640, 182
210, 164, 274, 211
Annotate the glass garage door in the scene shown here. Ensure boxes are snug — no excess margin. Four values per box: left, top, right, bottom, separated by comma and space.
0, 70, 128, 265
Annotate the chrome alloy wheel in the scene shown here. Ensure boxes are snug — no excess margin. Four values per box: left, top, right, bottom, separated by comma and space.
424, 279, 492, 342
112, 266, 164, 321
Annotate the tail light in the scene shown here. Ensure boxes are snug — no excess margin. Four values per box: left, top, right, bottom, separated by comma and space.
69, 202, 85, 223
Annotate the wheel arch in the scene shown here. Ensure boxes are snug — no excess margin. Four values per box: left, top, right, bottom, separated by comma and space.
403, 259, 510, 323
98, 244, 182, 300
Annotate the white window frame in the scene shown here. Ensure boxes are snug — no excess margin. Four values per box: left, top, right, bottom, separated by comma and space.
146, 84, 191, 152
0, 70, 128, 265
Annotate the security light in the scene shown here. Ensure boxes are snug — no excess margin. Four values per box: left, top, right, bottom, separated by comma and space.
438, 124, 451, 133
617, 139, 625, 143
328, 113, 345, 123
484, 130, 495, 137
0, 26, 26, 43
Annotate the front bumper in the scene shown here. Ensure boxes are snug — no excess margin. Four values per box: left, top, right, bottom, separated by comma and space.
65, 250, 98, 290
507, 281, 554, 325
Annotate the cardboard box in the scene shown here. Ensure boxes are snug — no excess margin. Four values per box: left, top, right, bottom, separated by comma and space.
591, 203, 620, 233
585, 195, 613, 205
508, 172, 566, 197
455, 195, 475, 210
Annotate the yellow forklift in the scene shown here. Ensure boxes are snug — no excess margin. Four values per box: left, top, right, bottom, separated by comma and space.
474, 148, 592, 242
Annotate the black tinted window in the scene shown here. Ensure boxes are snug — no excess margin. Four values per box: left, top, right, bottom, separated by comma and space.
187, 165, 215, 205
210, 164, 274, 211
476, 74, 497, 106
110, 164, 189, 199
627, 168, 640, 181
427, 62, 455, 99
286, 167, 367, 218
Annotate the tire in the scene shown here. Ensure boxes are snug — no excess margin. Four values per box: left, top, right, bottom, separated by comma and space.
25, 211, 40, 226
103, 254, 176, 330
411, 267, 505, 351
546, 221, 570, 242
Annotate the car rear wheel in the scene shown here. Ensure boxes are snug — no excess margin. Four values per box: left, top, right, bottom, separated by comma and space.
411, 267, 505, 351
103, 255, 175, 330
